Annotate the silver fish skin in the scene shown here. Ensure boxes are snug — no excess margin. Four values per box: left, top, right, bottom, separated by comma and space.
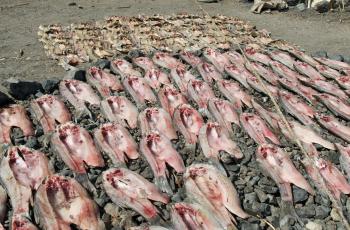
224, 50, 245, 66
287, 48, 319, 67
153, 52, 184, 70
335, 144, 350, 182
111, 58, 142, 78
245, 61, 279, 86
269, 61, 302, 82
197, 62, 223, 84
316, 93, 350, 121
268, 50, 295, 69
315, 64, 342, 80
244, 47, 272, 65
293, 61, 325, 80
240, 113, 280, 145
94, 123, 139, 166
298, 76, 348, 100
203, 48, 231, 73
100, 96, 139, 129
34, 175, 105, 230
133, 56, 156, 71
225, 64, 251, 89
279, 121, 335, 150
171, 202, 223, 230
315, 57, 350, 71
279, 90, 315, 126
0, 186, 6, 223
256, 144, 315, 202
335, 75, 350, 90
278, 77, 317, 104
246, 74, 279, 98
217, 79, 253, 110
103, 168, 169, 221
184, 163, 249, 229
170, 66, 196, 94
315, 113, 350, 142
180, 51, 202, 67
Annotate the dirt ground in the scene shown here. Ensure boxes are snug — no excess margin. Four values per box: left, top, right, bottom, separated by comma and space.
0, 0, 349, 83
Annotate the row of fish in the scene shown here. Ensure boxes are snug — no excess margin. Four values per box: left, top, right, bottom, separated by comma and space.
1, 45, 350, 229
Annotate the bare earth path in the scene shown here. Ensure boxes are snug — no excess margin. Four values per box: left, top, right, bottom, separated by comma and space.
0, 0, 349, 82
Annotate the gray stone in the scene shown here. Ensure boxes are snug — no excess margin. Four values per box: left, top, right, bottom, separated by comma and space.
241, 222, 259, 230
296, 205, 316, 218
328, 54, 344, 62
315, 206, 330, 219
330, 208, 341, 221
293, 186, 309, 203
74, 70, 86, 81
25, 136, 38, 149
286, 0, 299, 6
343, 56, 350, 64
315, 195, 331, 206
244, 192, 257, 204
93, 59, 110, 69
247, 176, 260, 187
306, 221, 323, 230
0, 91, 14, 106
296, 3, 306, 11
258, 184, 278, 194
7, 80, 43, 100
312, 50, 328, 58
42, 79, 59, 93
255, 188, 268, 203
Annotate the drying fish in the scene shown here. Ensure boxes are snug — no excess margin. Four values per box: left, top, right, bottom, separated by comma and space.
144, 68, 171, 91
335, 144, 350, 181
133, 56, 156, 71
294, 61, 325, 80
279, 90, 315, 126
170, 66, 196, 93
302, 146, 350, 200
269, 60, 302, 82
256, 144, 314, 202
287, 48, 319, 67
129, 225, 170, 230
203, 47, 230, 73
244, 47, 271, 65
139, 107, 177, 140
34, 175, 105, 230
173, 104, 204, 145
94, 123, 139, 166
251, 99, 281, 131
197, 62, 222, 84
279, 121, 335, 150
171, 202, 223, 230
0, 186, 6, 224
315, 113, 350, 142
268, 50, 295, 69
246, 74, 279, 98
51, 122, 104, 173
100, 96, 138, 129
0, 104, 34, 144
300, 77, 348, 100
224, 50, 245, 66
184, 164, 249, 229
208, 98, 240, 136
335, 75, 350, 90
278, 77, 317, 104
315, 64, 342, 80
11, 215, 38, 230
140, 132, 185, 193
103, 168, 169, 220
111, 58, 142, 78
180, 51, 202, 67
316, 93, 350, 121
86, 66, 123, 97
217, 79, 253, 110
199, 122, 243, 169
187, 79, 215, 110
31, 95, 71, 134
245, 61, 279, 85
225, 64, 250, 89
158, 85, 188, 117
123, 76, 157, 107
240, 113, 280, 145
59, 79, 100, 118
315, 57, 350, 71
153, 52, 183, 69
343, 68, 350, 75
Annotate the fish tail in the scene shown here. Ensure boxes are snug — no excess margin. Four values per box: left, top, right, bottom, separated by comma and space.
155, 176, 173, 195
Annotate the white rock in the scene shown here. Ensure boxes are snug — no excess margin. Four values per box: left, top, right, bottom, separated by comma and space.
331, 208, 342, 221
306, 221, 322, 230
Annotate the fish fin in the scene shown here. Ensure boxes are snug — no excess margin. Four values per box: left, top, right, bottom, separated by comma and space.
154, 176, 173, 195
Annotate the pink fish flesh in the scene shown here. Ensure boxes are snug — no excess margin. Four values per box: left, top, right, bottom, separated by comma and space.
11, 215, 38, 230
287, 48, 319, 67
103, 168, 169, 220
316, 93, 350, 121
225, 64, 250, 89
158, 85, 188, 117
111, 58, 141, 77
217, 79, 252, 110
86, 66, 123, 97
246, 74, 279, 98
269, 60, 302, 82
203, 48, 230, 73
170, 66, 196, 94
256, 144, 314, 202
268, 50, 295, 69
197, 62, 222, 84
139, 107, 177, 140
133, 56, 156, 71
335, 75, 350, 90
294, 61, 325, 80
187, 79, 215, 110
94, 123, 139, 166
34, 175, 104, 229
180, 51, 202, 67
51, 122, 104, 173
140, 132, 185, 193
224, 50, 245, 66
245, 61, 279, 85
173, 104, 204, 144
144, 68, 171, 91
123, 76, 157, 106
0, 104, 34, 144
244, 47, 272, 65
315, 64, 342, 80
240, 113, 280, 145
278, 77, 317, 104
153, 52, 184, 69
315, 113, 350, 142
31, 95, 71, 134
100, 95, 138, 129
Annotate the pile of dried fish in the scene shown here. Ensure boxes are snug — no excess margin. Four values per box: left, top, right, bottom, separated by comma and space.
37, 14, 275, 66
1, 42, 350, 230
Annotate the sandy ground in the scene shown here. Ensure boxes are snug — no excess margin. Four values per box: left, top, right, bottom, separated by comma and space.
0, 0, 349, 83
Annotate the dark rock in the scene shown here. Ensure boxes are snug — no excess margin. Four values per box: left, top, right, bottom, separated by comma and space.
74, 70, 86, 81
225, 164, 240, 172
258, 184, 278, 194
255, 188, 268, 203
314, 1, 330, 13
254, 202, 271, 216
0, 91, 14, 106
285, 0, 299, 6
68, 2, 77, 6
315, 206, 330, 219
296, 205, 316, 218
343, 56, 350, 64
25, 136, 38, 148
315, 195, 331, 206
7, 80, 43, 100
42, 79, 59, 93
296, 3, 306, 11
293, 186, 308, 203
241, 222, 259, 230
247, 176, 260, 187
244, 192, 257, 204
93, 59, 110, 69
328, 54, 344, 62
244, 185, 254, 193
312, 50, 328, 58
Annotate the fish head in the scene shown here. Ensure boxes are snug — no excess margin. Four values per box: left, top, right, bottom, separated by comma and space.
202, 62, 214, 73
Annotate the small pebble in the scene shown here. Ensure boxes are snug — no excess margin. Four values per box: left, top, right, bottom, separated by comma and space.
330, 208, 341, 221
305, 221, 323, 230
